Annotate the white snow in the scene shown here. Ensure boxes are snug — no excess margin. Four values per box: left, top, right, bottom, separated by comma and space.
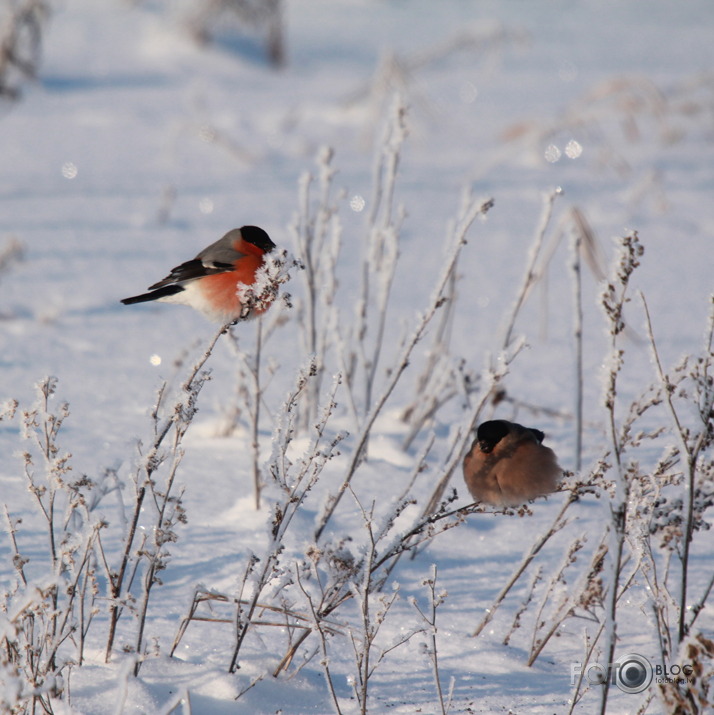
1, 1, 713, 713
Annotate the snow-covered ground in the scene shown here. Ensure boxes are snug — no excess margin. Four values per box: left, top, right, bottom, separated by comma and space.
1, 1, 713, 713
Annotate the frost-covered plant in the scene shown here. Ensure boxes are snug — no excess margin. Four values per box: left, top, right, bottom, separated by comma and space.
289, 100, 491, 472
346, 492, 423, 715
170, 361, 503, 700
289, 147, 342, 431
289, 99, 411, 437
169, 363, 345, 673
0, 237, 23, 283
447, 227, 711, 714
350, 98, 408, 415
658, 633, 714, 714
538, 236, 714, 713
313, 185, 494, 541
101, 324, 225, 669
0, 0, 49, 100
596, 230, 644, 713
1, 378, 102, 714
636, 296, 714, 714
185, 0, 285, 68
411, 565, 454, 715
641, 295, 714, 642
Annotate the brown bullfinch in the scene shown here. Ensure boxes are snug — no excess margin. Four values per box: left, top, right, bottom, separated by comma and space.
121, 225, 276, 323
463, 419, 562, 507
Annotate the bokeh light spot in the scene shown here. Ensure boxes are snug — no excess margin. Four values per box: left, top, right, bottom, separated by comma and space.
565, 139, 583, 158
61, 162, 78, 179
544, 144, 561, 163
350, 195, 366, 212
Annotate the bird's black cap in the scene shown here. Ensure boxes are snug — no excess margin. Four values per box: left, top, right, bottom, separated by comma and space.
241, 225, 275, 253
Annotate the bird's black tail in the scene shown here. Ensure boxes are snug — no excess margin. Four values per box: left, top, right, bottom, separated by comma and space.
121, 285, 183, 305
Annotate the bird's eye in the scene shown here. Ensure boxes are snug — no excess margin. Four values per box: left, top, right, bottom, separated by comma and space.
476, 420, 511, 450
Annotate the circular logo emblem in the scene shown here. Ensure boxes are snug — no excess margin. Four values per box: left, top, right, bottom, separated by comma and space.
615, 653, 653, 694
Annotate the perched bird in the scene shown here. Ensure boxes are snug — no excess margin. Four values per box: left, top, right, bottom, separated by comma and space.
463, 419, 562, 507
121, 225, 276, 323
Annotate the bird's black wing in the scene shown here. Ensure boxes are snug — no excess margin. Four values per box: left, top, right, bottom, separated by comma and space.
147, 258, 235, 290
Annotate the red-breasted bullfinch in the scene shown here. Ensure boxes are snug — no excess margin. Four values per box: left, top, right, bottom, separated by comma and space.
121, 225, 276, 323
463, 420, 562, 507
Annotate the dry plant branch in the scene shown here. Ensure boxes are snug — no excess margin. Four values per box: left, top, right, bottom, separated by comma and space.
569, 228, 584, 472
293, 565, 344, 714
564, 552, 642, 711
598, 230, 644, 715
348, 494, 382, 714
185, 0, 285, 68
271, 495, 500, 682
400, 266, 479, 450
290, 146, 342, 431
500, 187, 562, 351
411, 565, 453, 715
103, 321, 230, 664
0, 0, 49, 100
503, 565, 542, 647
170, 587, 344, 659
472, 489, 578, 637
219, 320, 267, 508
0, 236, 24, 284
357, 98, 408, 414
526, 531, 640, 668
